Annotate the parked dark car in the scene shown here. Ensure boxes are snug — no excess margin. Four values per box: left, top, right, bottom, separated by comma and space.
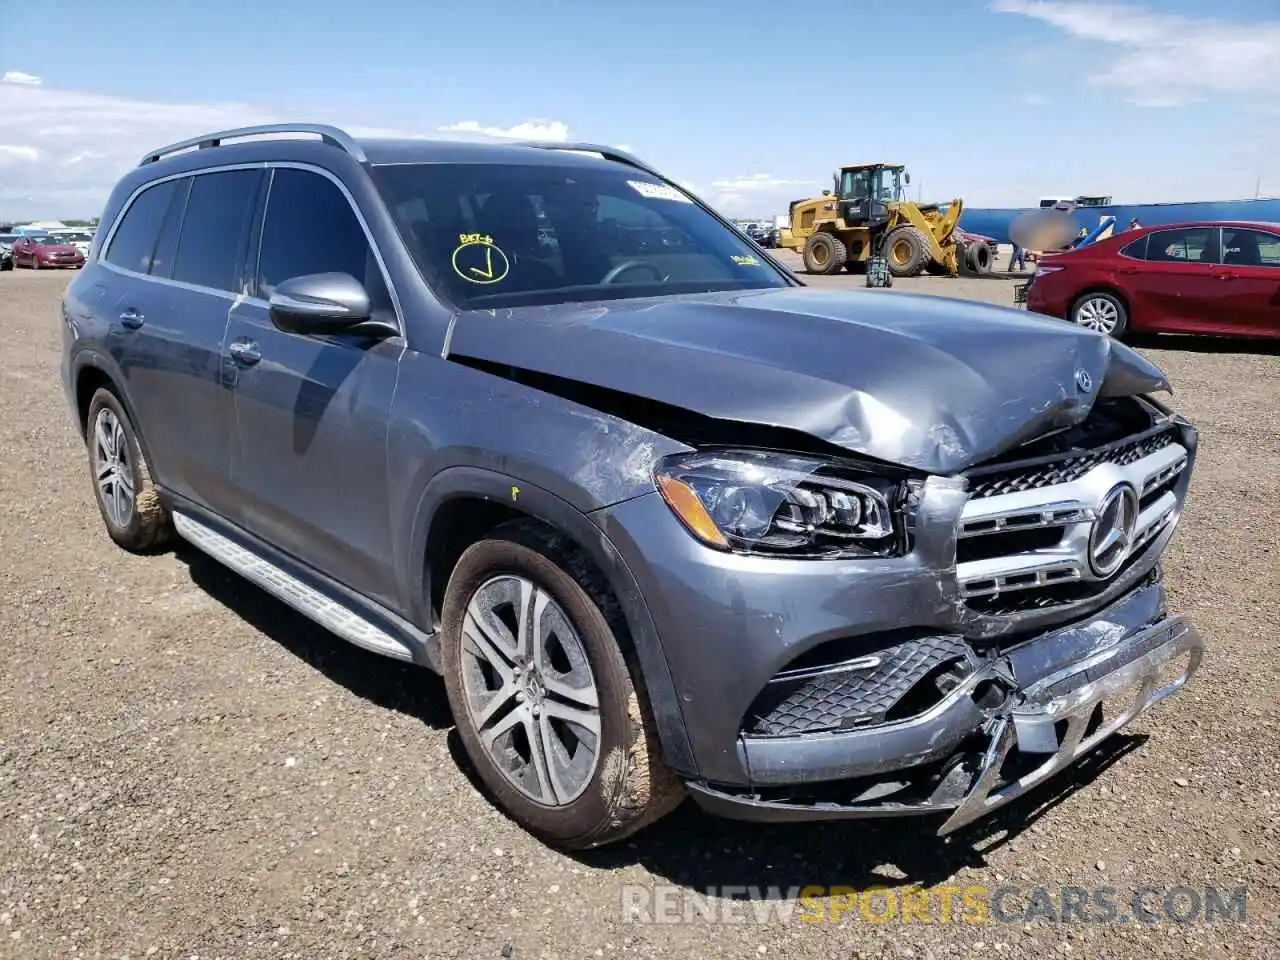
62, 124, 1204, 851
745, 221, 777, 248
1025, 220, 1280, 339
0, 233, 14, 272
12, 233, 86, 269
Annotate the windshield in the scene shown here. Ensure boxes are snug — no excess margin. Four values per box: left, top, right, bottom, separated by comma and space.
371, 161, 790, 309
31, 236, 62, 245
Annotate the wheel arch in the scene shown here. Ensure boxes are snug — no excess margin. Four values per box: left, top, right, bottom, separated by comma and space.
407, 466, 696, 776
71, 353, 160, 474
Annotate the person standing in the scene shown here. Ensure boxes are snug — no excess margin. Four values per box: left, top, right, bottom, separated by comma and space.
1128, 217, 1141, 231
1009, 243, 1026, 272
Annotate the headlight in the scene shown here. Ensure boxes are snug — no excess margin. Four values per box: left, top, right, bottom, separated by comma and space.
654, 448, 902, 558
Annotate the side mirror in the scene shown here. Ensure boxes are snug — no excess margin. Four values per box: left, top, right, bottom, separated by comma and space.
821, 189, 832, 196
904, 172, 911, 185
268, 272, 371, 335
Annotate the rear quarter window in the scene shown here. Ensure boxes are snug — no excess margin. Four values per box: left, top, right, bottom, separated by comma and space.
103, 179, 179, 273
1119, 235, 1147, 260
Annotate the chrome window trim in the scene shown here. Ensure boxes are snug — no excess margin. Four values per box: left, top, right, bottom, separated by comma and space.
97, 160, 404, 337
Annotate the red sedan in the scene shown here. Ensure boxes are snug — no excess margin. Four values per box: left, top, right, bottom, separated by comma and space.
1024, 220, 1280, 340
10, 234, 85, 270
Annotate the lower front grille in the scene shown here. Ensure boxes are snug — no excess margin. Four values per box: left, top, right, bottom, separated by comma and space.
744, 634, 973, 738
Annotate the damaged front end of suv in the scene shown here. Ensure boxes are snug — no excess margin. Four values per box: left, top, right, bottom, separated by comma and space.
448, 288, 1207, 836
662, 395, 1203, 834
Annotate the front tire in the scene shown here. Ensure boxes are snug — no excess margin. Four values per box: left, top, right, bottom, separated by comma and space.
884, 226, 929, 277
1070, 291, 1129, 339
85, 388, 172, 552
440, 521, 683, 850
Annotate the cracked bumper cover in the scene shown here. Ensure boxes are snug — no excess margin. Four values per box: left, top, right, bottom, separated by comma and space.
683, 579, 1204, 832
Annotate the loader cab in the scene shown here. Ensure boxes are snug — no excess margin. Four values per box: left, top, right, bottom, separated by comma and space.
834, 163, 907, 228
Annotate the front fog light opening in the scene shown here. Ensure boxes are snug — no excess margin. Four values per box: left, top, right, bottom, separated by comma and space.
655, 448, 903, 559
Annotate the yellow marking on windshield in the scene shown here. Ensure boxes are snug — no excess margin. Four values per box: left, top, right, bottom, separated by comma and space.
452, 234, 510, 285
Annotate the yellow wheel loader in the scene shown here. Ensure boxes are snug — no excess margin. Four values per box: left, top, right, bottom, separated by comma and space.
777, 163, 967, 278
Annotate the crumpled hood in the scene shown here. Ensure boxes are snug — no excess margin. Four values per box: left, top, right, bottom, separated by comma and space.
445, 287, 1170, 474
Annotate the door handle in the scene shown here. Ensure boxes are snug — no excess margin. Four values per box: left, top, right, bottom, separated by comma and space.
118, 308, 145, 329
1116, 266, 1138, 274
1212, 271, 1237, 280
228, 339, 261, 365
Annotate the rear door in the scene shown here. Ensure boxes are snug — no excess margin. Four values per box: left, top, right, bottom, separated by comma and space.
223, 165, 403, 607
153, 167, 264, 513
1215, 227, 1280, 337
1123, 226, 1221, 333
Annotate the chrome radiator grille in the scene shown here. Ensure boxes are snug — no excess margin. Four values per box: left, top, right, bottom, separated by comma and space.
956, 425, 1188, 611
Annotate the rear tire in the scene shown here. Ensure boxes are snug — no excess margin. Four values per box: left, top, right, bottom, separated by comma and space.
440, 520, 684, 850
1070, 291, 1129, 339
85, 388, 172, 552
802, 232, 847, 275
883, 226, 929, 277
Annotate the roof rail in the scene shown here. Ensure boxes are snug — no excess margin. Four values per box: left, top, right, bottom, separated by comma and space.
138, 123, 366, 167
514, 141, 665, 179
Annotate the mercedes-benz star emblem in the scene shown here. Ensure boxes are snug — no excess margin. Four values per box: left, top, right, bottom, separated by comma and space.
1089, 484, 1139, 577
1075, 368, 1093, 393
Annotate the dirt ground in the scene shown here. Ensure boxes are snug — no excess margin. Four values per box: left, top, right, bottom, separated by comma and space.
1, 265, 1276, 959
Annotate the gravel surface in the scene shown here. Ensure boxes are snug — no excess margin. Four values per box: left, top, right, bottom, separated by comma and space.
1, 266, 1276, 959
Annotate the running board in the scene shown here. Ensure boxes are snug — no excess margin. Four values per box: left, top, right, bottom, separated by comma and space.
172, 511, 424, 665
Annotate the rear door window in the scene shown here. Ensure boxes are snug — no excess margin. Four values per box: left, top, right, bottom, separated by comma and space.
1143, 227, 1219, 263
104, 179, 179, 274
171, 169, 261, 293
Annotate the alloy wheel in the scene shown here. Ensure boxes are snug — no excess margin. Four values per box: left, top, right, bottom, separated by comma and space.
459, 574, 602, 806
92, 408, 135, 528
1074, 296, 1120, 334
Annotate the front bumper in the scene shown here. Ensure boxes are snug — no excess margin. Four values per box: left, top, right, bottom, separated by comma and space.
683, 579, 1203, 832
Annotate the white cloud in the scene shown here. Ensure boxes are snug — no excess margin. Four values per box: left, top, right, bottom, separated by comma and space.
436, 119, 570, 141
992, 1, 1280, 106
0, 82, 279, 217
706, 173, 820, 217
0, 145, 40, 166
1020, 93, 1048, 106
709, 173, 815, 192
0, 83, 614, 218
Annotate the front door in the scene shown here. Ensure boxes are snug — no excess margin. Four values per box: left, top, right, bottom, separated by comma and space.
224, 165, 403, 607
1215, 227, 1280, 338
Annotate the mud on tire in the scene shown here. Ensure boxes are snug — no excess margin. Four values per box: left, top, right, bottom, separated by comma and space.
85, 387, 172, 552
440, 520, 684, 850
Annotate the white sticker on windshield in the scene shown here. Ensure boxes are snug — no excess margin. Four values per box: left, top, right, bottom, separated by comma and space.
627, 180, 693, 203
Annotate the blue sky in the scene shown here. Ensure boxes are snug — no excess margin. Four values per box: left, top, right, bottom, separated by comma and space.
1, 0, 1277, 219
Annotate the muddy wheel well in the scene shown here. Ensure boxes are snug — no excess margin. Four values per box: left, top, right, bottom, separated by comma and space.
75, 367, 115, 437
423, 498, 633, 648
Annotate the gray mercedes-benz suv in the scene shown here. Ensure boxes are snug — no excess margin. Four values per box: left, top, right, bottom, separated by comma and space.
61, 124, 1204, 850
